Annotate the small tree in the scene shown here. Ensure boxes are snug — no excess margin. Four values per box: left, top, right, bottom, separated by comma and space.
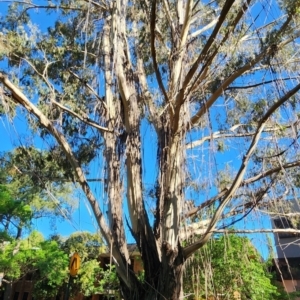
0, 181, 32, 240
62, 232, 119, 297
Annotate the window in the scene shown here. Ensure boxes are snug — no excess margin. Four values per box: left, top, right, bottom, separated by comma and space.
22, 292, 28, 300
13, 292, 19, 300
273, 217, 300, 238
276, 258, 300, 280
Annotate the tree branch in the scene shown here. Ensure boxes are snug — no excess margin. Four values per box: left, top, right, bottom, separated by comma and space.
187, 18, 218, 40
184, 159, 300, 219
186, 121, 299, 149
175, 0, 251, 122
1, 0, 107, 10
226, 77, 299, 90
214, 229, 300, 234
67, 69, 107, 109
190, 18, 300, 126
183, 81, 300, 258
51, 99, 110, 133
181, 0, 237, 92
150, 0, 169, 104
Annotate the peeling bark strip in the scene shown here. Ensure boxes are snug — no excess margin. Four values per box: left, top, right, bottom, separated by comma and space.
1, 0, 300, 298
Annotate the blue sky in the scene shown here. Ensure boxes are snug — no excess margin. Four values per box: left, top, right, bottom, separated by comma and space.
0, 111, 274, 258
0, 1, 280, 259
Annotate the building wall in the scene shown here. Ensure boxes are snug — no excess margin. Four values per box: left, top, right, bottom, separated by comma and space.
273, 234, 300, 259
277, 280, 300, 300
271, 200, 300, 298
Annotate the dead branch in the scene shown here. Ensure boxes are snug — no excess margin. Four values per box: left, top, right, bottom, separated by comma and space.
186, 121, 299, 149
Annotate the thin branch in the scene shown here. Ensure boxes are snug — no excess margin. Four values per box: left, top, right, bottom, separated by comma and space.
51, 99, 110, 133
162, 0, 176, 41
214, 229, 300, 234
186, 121, 299, 149
11, 56, 109, 133
150, 0, 169, 104
243, 160, 300, 185
180, 0, 194, 46
226, 77, 299, 91
184, 159, 300, 219
176, 0, 251, 117
68, 69, 107, 109
188, 18, 218, 40
190, 35, 300, 126
190, 19, 300, 126
0, 0, 107, 10
181, 0, 237, 92
181, 182, 271, 240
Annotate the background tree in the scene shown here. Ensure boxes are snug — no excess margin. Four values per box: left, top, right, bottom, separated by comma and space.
0, 177, 31, 240
0, 231, 68, 299
184, 234, 279, 300
61, 231, 119, 297
0, 148, 78, 239
0, 230, 116, 299
0, 0, 300, 299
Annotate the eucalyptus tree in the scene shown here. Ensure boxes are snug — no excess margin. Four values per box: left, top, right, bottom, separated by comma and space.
0, 0, 300, 299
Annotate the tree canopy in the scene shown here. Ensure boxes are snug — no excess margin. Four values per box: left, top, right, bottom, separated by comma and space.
0, 0, 300, 299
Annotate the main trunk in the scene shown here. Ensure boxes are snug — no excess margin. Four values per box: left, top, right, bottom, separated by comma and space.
119, 245, 185, 300
114, 114, 187, 299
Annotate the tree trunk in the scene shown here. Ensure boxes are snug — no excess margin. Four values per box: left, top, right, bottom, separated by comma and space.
120, 249, 185, 300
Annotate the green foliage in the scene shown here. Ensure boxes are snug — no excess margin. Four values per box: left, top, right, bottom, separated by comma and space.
62, 231, 105, 260
73, 261, 118, 296
0, 148, 78, 238
0, 230, 68, 291
0, 230, 117, 298
0, 179, 32, 239
62, 232, 119, 296
184, 235, 279, 300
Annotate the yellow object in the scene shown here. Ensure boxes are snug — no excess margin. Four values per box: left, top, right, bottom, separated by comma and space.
69, 253, 80, 277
